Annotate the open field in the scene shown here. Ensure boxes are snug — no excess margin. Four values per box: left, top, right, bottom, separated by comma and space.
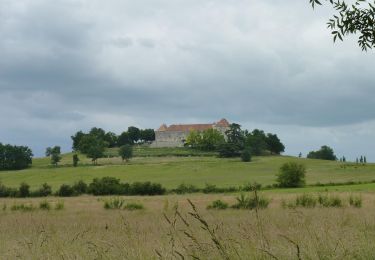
0, 148, 375, 192
1, 192, 375, 259
1, 148, 375, 258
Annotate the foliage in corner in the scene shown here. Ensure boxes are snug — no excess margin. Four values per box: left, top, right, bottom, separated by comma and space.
310, 0, 375, 51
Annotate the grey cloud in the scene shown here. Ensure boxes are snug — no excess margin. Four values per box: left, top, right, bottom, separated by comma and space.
1, 0, 375, 158
111, 36, 133, 48
138, 38, 156, 48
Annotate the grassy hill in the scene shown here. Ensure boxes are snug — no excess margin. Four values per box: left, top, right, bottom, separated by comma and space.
0, 147, 375, 191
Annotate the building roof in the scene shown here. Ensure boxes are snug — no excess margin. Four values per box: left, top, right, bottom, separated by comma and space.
157, 124, 168, 131
215, 118, 230, 127
166, 124, 213, 132
156, 119, 230, 132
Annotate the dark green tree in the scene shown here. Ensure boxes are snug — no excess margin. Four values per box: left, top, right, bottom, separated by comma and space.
46, 146, 61, 166
218, 143, 242, 158
310, 0, 375, 51
307, 145, 337, 161
245, 129, 267, 156
73, 154, 80, 167
226, 124, 245, 147
89, 127, 106, 141
119, 145, 133, 162
79, 135, 106, 164
360, 156, 364, 163
118, 132, 132, 146
364, 156, 367, 163
127, 126, 141, 144
343, 156, 346, 162
140, 129, 156, 142
0, 143, 33, 170
71, 131, 86, 151
265, 133, 285, 155
104, 132, 118, 148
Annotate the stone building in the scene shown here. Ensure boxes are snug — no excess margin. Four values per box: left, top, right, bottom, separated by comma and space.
151, 119, 230, 148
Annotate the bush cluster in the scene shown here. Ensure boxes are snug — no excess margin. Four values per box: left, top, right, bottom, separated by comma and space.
202, 184, 237, 194
173, 183, 262, 194
88, 177, 166, 196
7, 201, 65, 212
276, 162, 306, 188
207, 192, 270, 211
0, 178, 166, 198
232, 193, 269, 210
172, 183, 200, 194
282, 193, 359, 209
207, 200, 229, 210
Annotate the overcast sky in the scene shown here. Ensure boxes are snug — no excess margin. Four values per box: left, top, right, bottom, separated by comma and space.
1, 0, 374, 160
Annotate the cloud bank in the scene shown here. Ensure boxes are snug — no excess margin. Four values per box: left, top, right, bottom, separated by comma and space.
1, 0, 374, 159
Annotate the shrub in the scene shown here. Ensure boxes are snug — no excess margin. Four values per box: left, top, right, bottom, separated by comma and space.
8, 188, 18, 197
104, 197, 126, 209
18, 182, 30, 198
318, 194, 343, 207
203, 183, 218, 194
72, 180, 88, 195
88, 178, 165, 196
232, 193, 269, 210
31, 183, 52, 197
207, 200, 229, 210
296, 194, 317, 208
73, 153, 79, 167
57, 184, 75, 197
0, 183, 17, 197
241, 149, 252, 162
218, 143, 242, 158
241, 182, 262, 192
89, 177, 126, 195
174, 183, 199, 194
55, 201, 65, 210
349, 195, 362, 208
276, 162, 306, 188
39, 200, 51, 210
124, 202, 144, 210
11, 203, 35, 212
129, 182, 166, 196
329, 196, 343, 207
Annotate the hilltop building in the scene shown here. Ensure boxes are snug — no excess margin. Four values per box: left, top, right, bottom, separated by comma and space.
151, 119, 230, 148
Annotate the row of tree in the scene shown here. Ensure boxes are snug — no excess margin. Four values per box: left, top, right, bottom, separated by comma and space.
70, 127, 154, 164
71, 127, 155, 151
356, 156, 367, 164
0, 143, 33, 170
185, 123, 285, 159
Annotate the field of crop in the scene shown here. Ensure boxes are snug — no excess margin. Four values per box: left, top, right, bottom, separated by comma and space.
1, 147, 375, 258
0, 192, 375, 259
0, 147, 375, 192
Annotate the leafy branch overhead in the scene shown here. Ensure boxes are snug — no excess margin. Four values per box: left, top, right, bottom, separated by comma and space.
310, 0, 375, 51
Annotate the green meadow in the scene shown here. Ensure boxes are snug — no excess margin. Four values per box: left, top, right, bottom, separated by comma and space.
0, 147, 374, 192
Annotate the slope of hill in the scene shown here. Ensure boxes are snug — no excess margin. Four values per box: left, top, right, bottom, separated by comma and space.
0, 147, 374, 191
